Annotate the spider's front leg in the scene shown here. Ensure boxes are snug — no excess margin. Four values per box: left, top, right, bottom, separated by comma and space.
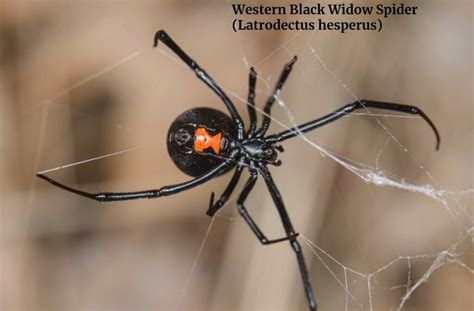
266, 100, 441, 150
258, 164, 317, 311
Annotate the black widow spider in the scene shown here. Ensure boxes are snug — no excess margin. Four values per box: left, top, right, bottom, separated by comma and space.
37, 30, 441, 310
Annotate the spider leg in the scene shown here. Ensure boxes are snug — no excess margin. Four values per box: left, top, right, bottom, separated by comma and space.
36, 151, 238, 202
237, 170, 299, 245
206, 163, 244, 216
154, 30, 245, 139
246, 67, 258, 137
258, 164, 317, 311
266, 100, 440, 150
256, 56, 298, 137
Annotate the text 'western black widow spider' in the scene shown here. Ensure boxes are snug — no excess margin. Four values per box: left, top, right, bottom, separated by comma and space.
37, 30, 441, 310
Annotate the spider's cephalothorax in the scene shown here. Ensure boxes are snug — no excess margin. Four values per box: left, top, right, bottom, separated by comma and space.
36, 30, 441, 311
167, 107, 237, 177
239, 137, 284, 166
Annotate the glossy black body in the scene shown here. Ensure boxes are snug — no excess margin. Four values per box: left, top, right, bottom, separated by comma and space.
36, 30, 440, 311
167, 107, 236, 177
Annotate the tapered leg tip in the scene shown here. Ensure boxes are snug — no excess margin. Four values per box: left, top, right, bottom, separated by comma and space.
153, 30, 167, 47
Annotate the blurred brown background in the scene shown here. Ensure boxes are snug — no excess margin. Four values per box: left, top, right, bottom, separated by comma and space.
1, 1, 472, 310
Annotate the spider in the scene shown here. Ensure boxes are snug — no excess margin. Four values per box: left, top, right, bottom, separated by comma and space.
36, 30, 441, 310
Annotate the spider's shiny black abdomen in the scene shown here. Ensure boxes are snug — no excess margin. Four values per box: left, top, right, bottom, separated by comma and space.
167, 107, 237, 177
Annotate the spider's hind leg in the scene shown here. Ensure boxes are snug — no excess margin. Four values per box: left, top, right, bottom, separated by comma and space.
154, 30, 245, 139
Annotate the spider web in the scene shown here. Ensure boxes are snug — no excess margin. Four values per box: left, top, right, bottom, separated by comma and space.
202, 4, 471, 308
5, 1, 472, 310
212, 30, 473, 310
245, 42, 470, 311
